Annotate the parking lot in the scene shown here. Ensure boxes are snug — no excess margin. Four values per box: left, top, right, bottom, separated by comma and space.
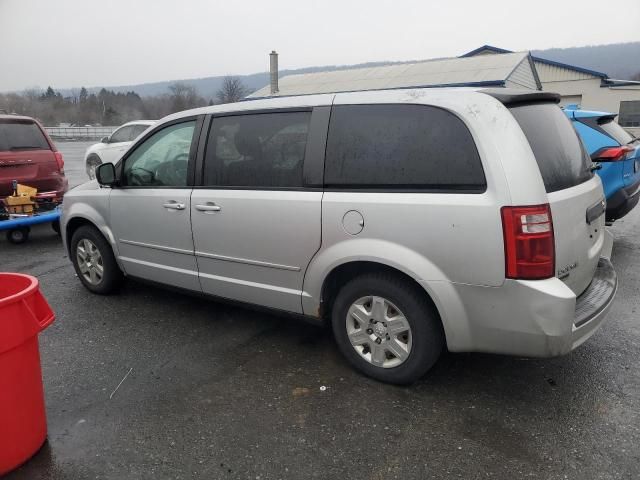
1, 141, 639, 479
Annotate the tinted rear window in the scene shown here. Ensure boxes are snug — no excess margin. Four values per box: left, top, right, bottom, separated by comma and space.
0, 120, 50, 152
510, 103, 592, 193
598, 118, 633, 145
324, 104, 485, 191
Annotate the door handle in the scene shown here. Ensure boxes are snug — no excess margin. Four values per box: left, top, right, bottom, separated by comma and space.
162, 201, 186, 210
195, 202, 221, 212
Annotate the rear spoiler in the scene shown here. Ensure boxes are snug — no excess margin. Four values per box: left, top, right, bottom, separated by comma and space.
596, 115, 617, 125
480, 89, 561, 106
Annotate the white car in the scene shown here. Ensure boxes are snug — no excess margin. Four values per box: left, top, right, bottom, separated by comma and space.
84, 120, 155, 179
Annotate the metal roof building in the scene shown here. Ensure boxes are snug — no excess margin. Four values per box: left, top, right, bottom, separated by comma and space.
249, 52, 540, 98
462, 45, 640, 135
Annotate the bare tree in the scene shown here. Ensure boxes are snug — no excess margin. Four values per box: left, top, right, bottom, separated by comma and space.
168, 82, 200, 113
216, 76, 249, 104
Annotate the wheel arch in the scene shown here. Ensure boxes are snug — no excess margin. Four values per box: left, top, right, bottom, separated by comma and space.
311, 258, 467, 351
85, 153, 103, 177
64, 213, 120, 266
302, 239, 470, 349
319, 260, 442, 317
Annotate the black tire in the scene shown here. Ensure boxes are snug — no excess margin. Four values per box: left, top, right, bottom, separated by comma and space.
86, 154, 102, 180
70, 225, 123, 294
331, 272, 444, 385
51, 220, 61, 235
6, 227, 30, 244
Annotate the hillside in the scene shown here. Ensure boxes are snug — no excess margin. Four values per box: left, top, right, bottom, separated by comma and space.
532, 42, 640, 79
59, 42, 640, 99
72, 60, 422, 99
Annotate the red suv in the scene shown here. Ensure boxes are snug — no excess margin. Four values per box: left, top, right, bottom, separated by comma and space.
0, 115, 68, 201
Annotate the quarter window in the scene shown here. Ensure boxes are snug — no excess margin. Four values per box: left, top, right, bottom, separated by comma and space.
324, 104, 485, 190
109, 126, 134, 143
129, 124, 150, 140
510, 103, 592, 193
203, 112, 311, 188
122, 121, 195, 187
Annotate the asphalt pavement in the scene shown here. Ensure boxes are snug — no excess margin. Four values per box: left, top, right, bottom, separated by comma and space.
1, 141, 639, 479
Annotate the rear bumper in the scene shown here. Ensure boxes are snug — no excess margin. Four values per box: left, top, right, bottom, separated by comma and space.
570, 258, 617, 350
0, 175, 68, 201
606, 179, 640, 221
443, 257, 617, 357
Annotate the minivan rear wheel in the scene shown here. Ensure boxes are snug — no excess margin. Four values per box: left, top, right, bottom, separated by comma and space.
331, 273, 444, 384
70, 225, 123, 294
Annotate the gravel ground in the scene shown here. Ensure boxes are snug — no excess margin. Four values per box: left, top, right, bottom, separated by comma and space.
2, 141, 639, 479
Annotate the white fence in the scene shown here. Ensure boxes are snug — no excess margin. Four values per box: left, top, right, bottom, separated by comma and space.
44, 126, 117, 141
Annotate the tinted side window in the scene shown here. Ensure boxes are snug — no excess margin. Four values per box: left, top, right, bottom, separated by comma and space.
204, 112, 310, 188
0, 120, 49, 152
324, 104, 485, 190
510, 103, 592, 193
110, 126, 133, 143
123, 121, 195, 187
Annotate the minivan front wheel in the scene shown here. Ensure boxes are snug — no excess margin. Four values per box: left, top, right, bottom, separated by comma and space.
86, 155, 102, 180
71, 225, 123, 294
331, 273, 444, 384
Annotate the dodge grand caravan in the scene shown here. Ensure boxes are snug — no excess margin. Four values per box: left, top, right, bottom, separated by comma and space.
61, 88, 617, 384
0, 115, 68, 201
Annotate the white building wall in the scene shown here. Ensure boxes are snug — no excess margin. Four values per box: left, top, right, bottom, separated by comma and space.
538, 71, 640, 136
505, 59, 538, 90
540, 77, 640, 135
464, 49, 640, 135
535, 62, 595, 82
558, 95, 582, 107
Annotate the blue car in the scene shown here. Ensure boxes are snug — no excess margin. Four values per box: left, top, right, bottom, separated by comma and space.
564, 105, 640, 222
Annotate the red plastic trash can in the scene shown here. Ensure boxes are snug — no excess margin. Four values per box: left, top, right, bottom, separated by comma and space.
0, 273, 55, 476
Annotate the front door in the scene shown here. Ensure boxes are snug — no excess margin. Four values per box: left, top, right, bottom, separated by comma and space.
191, 110, 323, 312
110, 118, 201, 291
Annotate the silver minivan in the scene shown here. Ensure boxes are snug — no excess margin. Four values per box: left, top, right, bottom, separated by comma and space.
62, 88, 617, 384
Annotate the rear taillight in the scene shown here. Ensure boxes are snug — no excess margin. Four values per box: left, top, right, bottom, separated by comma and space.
54, 151, 64, 172
501, 204, 555, 280
591, 146, 633, 162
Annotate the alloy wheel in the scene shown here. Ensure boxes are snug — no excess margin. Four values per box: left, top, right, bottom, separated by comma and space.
76, 238, 104, 285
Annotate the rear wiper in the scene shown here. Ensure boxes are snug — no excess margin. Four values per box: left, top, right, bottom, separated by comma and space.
627, 136, 639, 145
9, 145, 42, 150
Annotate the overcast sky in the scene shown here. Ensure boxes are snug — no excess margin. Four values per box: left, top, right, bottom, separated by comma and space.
1, 0, 638, 92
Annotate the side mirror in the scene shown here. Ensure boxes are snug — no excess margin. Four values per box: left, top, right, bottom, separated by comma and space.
100, 136, 109, 143
96, 163, 117, 186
